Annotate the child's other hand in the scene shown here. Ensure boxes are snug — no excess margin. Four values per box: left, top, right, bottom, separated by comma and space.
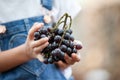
56, 40, 82, 70
24, 23, 49, 60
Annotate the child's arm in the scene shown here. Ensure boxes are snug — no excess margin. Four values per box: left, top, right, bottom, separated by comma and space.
0, 44, 30, 72
0, 23, 49, 72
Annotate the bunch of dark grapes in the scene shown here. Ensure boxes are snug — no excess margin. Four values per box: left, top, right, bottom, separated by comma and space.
34, 13, 82, 64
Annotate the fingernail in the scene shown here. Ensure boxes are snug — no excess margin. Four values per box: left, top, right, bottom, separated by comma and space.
38, 23, 44, 26
44, 37, 49, 40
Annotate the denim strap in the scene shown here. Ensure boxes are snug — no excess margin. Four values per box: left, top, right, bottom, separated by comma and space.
41, 0, 53, 10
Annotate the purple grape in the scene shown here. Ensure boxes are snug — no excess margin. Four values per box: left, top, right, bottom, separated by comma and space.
40, 34, 47, 38
72, 48, 77, 53
54, 28, 59, 34
51, 42, 59, 49
48, 57, 54, 64
75, 44, 82, 50
58, 51, 65, 60
69, 42, 74, 49
67, 47, 72, 57
67, 47, 72, 54
40, 28, 47, 34
51, 49, 58, 56
47, 27, 52, 32
54, 35, 61, 43
60, 45, 67, 52
62, 40, 70, 47
66, 29, 72, 34
34, 32, 40, 40
64, 33, 70, 40
69, 35, 74, 41
58, 29, 64, 35
53, 56, 59, 62
43, 58, 48, 64
49, 36, 54, 43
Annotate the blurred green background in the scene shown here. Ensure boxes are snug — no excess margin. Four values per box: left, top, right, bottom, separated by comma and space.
72, 0, 120, 80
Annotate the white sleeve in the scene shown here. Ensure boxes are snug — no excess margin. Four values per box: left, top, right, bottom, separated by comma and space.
61, 67, 72, 80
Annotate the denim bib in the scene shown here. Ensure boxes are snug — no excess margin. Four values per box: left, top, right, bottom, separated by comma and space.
0, 0, 74, 80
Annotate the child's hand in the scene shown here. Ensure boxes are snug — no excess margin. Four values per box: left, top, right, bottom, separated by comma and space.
56, 40, 82, 70
24, 23, 49, 60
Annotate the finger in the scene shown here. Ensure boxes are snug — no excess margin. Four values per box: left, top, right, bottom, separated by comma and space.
31, 37, 49, 48
33, 42, 49, 54
57, 61, 70, 69
71, 53, 80, 62
64, 54, 75, 65
28, 23, 44, 40
33, 22, 40, 26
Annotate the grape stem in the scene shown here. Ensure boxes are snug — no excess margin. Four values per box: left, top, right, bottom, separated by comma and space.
54, 13, 72, 46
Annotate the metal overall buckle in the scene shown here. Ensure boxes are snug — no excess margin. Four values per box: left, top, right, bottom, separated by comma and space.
0, 25, 6, 34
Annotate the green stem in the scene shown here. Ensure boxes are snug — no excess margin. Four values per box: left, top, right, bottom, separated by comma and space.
52, 13, 73, 47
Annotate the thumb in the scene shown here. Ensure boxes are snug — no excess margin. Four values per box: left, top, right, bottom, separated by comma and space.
28, 23, 44, 40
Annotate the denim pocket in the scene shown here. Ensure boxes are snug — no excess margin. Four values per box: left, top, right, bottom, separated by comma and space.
8, 33, 27, 49
8, 33, 47, 77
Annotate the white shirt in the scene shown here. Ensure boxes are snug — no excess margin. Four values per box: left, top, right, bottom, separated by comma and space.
0, 0, 81, 79
0, 0, 81, 23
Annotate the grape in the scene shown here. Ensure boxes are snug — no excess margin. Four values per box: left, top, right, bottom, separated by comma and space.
40, 27, 48, 34
58, 29, 64, 36
54, 35, 61, 43
43, 58, 48, 64
48, 57, 54, 64
40, 34, 47, 38
53, 56, 59, 62
34, 32, 40, 40
51, 48, 60, 56
75, 44, 82, 50
47, 27, 52, 32
34, 13, 82, 64
67, 47, 72, 55
69, 35, 74, 41
49, 36, 54, 43
64, 32, 70, 40
34, 32, 40, 38
54, 28, 59, 34
69, 42, 74, 49
51, 42, 59, 49
66, 29, 72, 34
62, 40, 70, 47
72, 48, 77, 53
58, 50, 65, 60
60, 45, 67, 52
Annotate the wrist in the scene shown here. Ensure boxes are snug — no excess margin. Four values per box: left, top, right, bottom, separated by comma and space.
20, 44, 32, 62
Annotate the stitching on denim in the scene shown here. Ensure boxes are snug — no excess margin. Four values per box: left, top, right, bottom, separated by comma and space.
20, 62, 47, 77
20, 65, 37, 76
36, 64, 47, 76
8, 34, 27, 49
24, 19, 31, 33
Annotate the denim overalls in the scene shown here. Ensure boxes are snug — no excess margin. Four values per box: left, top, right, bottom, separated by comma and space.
0, 0, 74, 80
